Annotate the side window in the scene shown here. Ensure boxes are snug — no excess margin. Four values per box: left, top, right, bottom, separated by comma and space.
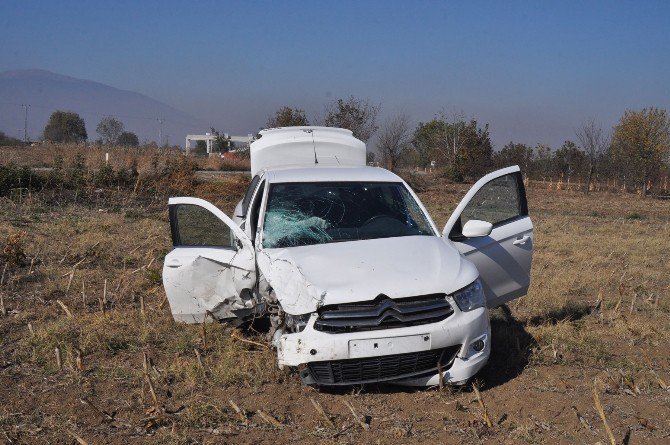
170, 204, 235, 248
450, 173, 527, 238
241, 175, 261, 217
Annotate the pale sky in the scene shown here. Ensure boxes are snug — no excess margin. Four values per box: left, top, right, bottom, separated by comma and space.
1, 0, 669, 148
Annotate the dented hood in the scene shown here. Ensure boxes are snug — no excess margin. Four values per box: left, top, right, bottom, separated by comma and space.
257, 235, 479, 315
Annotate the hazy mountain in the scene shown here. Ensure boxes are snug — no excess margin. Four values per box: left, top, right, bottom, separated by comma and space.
0, 69, 206, 144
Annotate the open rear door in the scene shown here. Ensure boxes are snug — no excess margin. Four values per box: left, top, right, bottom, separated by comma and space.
443, 166, 533, 308
162, 197, 257, 323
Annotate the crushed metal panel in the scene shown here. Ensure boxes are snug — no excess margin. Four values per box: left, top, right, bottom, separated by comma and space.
190, 255, 256, 320
163, 248, 256, 323
256, 249, 327, 316
257, 236, 475, 314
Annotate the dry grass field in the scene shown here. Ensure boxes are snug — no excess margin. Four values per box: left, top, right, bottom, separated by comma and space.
1, 153, 669, 444
0, 144, 251, 173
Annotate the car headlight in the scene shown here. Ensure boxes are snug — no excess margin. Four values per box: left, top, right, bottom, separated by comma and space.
285, 313, 312, 333
452, 279, 485, 312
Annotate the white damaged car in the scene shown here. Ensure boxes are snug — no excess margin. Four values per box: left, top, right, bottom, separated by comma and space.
163, 126, 533, 386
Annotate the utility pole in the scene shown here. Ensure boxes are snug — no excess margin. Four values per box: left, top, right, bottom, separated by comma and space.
157, 117, 165, 146
21, 104, 29, 143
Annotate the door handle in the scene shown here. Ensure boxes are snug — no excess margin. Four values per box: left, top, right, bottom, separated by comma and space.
166, 259, 183, 268
513, 235, 530, 246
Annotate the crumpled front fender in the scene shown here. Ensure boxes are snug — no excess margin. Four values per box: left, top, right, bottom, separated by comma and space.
256, 249, 326, 315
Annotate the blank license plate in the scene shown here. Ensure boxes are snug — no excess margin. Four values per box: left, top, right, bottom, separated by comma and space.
349, 334, 431, 359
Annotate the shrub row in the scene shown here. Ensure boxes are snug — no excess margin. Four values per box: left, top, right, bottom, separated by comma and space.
0, 153, 198, 196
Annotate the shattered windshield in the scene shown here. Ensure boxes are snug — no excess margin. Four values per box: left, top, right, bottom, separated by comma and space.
262, 182, 435, 248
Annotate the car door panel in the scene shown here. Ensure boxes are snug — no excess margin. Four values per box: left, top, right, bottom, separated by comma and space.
162, 197, 257, 323
444, 166, 533, 307
457, 216, 533, 307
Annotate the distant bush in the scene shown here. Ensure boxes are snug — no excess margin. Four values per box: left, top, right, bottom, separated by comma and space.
440, 164, 464, 183
117, 131, 139, 147
0, 164, 43, 196
0, 131, 23, 147
200, 156, 251, 172
0, 144, 210, 198
92, 162, 119, 187
148, 155, 198, 194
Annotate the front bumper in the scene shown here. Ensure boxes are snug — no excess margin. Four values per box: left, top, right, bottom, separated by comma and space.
276, 302, 491, 386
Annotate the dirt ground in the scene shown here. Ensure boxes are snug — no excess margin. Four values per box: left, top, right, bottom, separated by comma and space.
1, 172, 670, 444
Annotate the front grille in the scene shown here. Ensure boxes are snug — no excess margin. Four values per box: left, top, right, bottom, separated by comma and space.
307, 345, 461, 385
314, 294, 453, 333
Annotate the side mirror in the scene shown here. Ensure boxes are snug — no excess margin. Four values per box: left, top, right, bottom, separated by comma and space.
462, 219, 493, 238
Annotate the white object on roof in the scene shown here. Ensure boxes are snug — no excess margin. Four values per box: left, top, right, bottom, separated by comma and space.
185, 133, 254, 154
266, 166, 398, 183
250, 126, 366, 177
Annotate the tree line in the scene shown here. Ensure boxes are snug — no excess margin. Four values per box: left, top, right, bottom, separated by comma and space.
6, 99, 669, 196
266, 101, 670, 196
5, 111, 141, 147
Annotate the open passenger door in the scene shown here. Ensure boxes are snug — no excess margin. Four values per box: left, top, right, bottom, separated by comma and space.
443, 166, 533, 308
162, 197, 257, 323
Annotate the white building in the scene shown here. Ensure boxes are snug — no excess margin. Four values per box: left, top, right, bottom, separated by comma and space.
185, 133, 255, 154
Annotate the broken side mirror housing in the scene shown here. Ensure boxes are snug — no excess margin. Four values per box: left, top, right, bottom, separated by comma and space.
461, 219, 493, 238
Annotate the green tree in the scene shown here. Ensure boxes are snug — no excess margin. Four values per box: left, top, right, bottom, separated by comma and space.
553, 141, 587, 180
117, 131, 139, 147
532, 144, 553, 178
96, 116, 124, 144
194, 140, 207, 155
456, 120, 494, 179
413, 116, 493, 179
413, 119, 445, 168
494, 142, 533, 172
610, 107, 670, 196
266, 106, 309, 128
210, 128, 231, 153
324, 96, 380, 142
43, 111, 87, 143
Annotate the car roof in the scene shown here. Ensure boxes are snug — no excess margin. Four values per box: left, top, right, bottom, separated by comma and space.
263, 165, 403, 183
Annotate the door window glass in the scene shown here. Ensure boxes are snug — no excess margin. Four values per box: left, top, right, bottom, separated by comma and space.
172, 204, 234, 248
455, 174, 522, 236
